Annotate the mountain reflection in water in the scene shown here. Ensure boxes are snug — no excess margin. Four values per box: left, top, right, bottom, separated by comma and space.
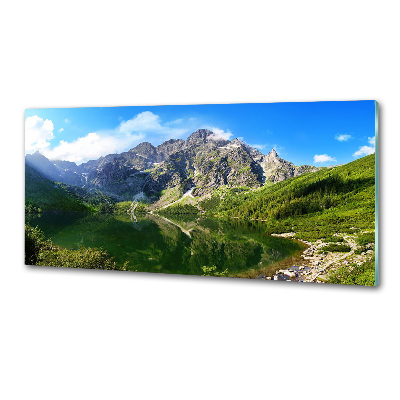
27, 212, 304, 277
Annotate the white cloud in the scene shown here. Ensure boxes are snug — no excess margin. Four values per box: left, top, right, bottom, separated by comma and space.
164, 118, 184, 126
353, 136, 375, 157
251, 144, 266, 150
314, 154, 337, 163
25, 115, 54, 154
205, 126, 233, 141
43, 131, 145, 164
118, 111, 188, 139
64, 118, 70, 123
354, 145, 375, 157
59, 128, 64, 133
335, 133, 352, 142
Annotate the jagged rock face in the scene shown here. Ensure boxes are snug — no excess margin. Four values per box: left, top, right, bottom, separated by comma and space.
129, 142, 157, 161
259, 149, 318, 183
82, 154, 151, 196
191, 145, 263, 196
25, 129, 318, 198
156, 139, 185, 162
144, 150, 193, 194
81, 150, 152, 175
90, 159, 132, 188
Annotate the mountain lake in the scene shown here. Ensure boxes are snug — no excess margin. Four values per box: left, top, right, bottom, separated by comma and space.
26, 212, 306, 277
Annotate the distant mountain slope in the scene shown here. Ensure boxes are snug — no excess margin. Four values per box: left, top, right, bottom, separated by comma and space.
26, 151, 84, 186
25, 164, 89, 212
25, 129, 318, 199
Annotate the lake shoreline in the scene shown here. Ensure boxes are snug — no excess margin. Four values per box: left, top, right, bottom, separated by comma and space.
264, 231, 374, 283
232, 235, 308, 280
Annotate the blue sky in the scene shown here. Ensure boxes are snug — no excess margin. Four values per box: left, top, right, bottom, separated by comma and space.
25, 101, 376, 165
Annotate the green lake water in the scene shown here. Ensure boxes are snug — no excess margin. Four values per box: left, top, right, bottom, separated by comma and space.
27, 212, 304, 277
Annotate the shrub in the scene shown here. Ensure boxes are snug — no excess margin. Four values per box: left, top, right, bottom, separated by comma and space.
327, 258, 375, 286
25, 224, 46, 265
323, 243, 351, 252
39, 246, 127, 270
25, 203, 42, 213
199, 196, 221, 212
158, 203, 199, 215
25, 223, 126, 270
323, 236, 344, 243
201, 265, 229, 277
357, 232, 375, 246
114, 201, 149, 214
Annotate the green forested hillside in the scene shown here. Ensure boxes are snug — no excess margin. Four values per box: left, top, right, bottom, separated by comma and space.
212, 154, 375, 240
25, 164, 89, 212
56, 183, 118, 212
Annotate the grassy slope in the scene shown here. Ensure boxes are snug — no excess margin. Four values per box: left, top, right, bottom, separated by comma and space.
25, 164, 89, 212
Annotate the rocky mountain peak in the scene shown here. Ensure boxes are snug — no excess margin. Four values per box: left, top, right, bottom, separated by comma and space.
185, 129, 232, 150
185, 129, 214, 146
27, 150, 48, 162
26, 151, 58, 172
194, 128, 214, 136
268, 148, 278, 157
263, 148, 280, 163
129, 142, 157, 159
230, 138, 247, 147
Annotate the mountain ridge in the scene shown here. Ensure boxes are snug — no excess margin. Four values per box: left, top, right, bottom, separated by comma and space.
25, 129, 318, 200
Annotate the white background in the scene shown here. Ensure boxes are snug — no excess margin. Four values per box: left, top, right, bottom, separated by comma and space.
0, 1, 398, 399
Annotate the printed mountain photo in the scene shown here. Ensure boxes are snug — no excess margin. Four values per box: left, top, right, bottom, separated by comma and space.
25, 101, 378, 285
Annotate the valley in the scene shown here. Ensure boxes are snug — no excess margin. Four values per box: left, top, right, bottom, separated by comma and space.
25, 129, 376, 285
